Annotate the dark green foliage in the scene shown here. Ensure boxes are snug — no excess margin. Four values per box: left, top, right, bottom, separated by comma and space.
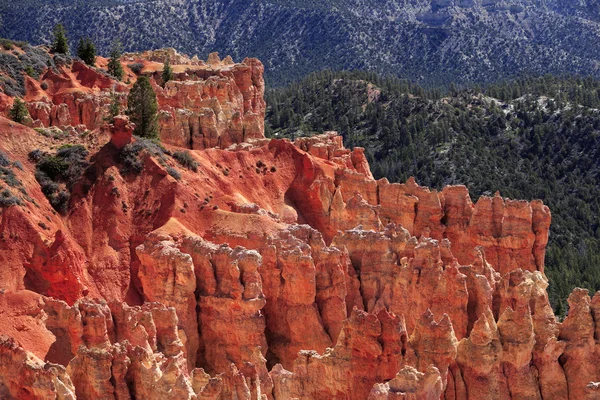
267, 71, 600, 315
0, 188, 21, 207
161, 58, 173, 87
167, 166, 181, 180
119, 138, 166, 175
106, 92, 121, 123
37, 156, 68, 180
24, 65, 37, 78
119, 143, 144, 175
0, 165, 22, 188
52, 190, 70, 213
0, 151, 27, 208
107, 41, 124, 81
173, 150, 198, 171
9, 98, 29, 124
126, 76, 159, 139
55, 145, 89, 188
77, 37, 96, 66
0, 39, 14, 50
0, 56, 25, 96
38, 177, 59, 197
127, 63, 143, 75
52, 53, 72, 68
33, 145, 89, 213
51, 23, 68, 54
28, 149, 43, 162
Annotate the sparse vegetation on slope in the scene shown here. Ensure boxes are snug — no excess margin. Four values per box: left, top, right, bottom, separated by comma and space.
32, 145, 89, 213
2, 0, 600, 86
0, 151, 27, 208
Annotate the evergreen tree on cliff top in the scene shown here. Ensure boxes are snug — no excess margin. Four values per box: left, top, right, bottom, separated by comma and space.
107, 40, 124, 81
161, 58, 173, 87
77, 37, 96, 66
126, 76, 159, 139
10, 98, 29, 124
105, 91, 121, 124
51, 23, 69, 54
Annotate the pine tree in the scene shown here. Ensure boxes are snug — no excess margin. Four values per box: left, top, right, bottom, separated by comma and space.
107, 41, 124, 81
105, 92, 121, 123
9, 98, 29, 124
126, 76, 159, 139
77, 37, 96, 66
51, 23, 69, 54
161, 58, 173, 87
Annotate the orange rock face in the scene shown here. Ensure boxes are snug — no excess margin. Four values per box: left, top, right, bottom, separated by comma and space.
109, 115, 134, 149
5, 49, 265, 152
155, 57, 265, 150
0, 51, 596, 400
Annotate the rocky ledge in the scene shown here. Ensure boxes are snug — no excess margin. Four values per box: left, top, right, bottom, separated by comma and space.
0, 49, 595, 400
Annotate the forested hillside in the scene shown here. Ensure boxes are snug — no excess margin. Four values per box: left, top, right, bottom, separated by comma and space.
266, 71, 600, 314
2, 0, 600, 86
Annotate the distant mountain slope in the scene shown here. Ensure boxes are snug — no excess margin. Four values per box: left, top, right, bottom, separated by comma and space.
1, 0, 600, 85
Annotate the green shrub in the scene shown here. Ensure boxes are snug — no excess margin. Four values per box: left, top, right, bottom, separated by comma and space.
105, 92, 121, 123
37, 156, 68, 180
161, 58, 173, 86
119, 138, 166, 175
0, 39, 14, 50
173, 150, 198, 171
40, 180, 59, 197
51, 191, 70, 213
128, 63, 144, 74
28, 149, 44, 162
0, 189, 21, 207
107, 40, 124, 80
24, 65, 38, 79
167, 167, 181, 180
33, 145, 89, 213
0, 151, 10, 167
0, 166, 21, 188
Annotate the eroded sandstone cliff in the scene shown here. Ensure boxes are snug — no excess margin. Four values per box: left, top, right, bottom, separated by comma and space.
2, 47, 264, 151
0, 50, 595, 400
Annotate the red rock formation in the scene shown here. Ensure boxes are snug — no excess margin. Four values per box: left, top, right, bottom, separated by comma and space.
180, 236, 269, 379
0, 335, 76, 399
109, 115, 134, 149
2, 48, 265, 151
23, 61, 123, 130
3, 50, 597, 400
156, 57, 265, 149
257, 225, 357, 369
368, 366, 444, 400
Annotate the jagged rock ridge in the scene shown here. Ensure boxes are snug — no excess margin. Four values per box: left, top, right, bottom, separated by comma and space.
0, 47, 265, 151
0, 50, 597, 400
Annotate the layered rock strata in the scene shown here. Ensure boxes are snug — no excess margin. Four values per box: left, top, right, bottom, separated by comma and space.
156, 53, 265, 150
6, 50, 265, 150
0, 57, 591, 399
